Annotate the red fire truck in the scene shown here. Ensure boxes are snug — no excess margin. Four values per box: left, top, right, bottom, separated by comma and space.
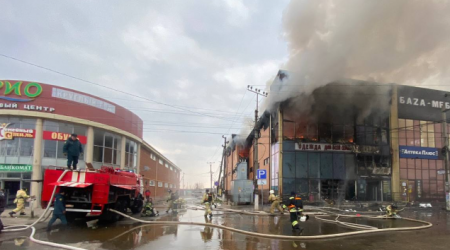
41, 166, 144, 222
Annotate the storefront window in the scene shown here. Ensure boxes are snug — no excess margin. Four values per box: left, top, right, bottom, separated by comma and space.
427, 123, 435, 147
0, 117, 36, 162
332, 125, 344, 143
405, 119, 414, 145
125, 139, 137, 168
399, 119, 439, 148
43, 120, 87, 159
22, 172, 31, 179
19, 138, 34, 156
398, 119, 406, 146
344, 125, 354, 143
318, 124, 332, 143
420, 121, 428, 147
93, 129, 121, 167
44, 140, 57, 158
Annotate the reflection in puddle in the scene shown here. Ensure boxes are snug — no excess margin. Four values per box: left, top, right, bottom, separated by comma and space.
27, 208, 442, 250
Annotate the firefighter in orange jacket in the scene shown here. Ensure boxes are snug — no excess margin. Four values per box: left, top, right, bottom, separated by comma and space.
288, 191, 303, 230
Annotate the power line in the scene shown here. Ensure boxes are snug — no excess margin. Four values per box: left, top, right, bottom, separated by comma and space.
0, 53, 237, 122
208, 91, 249, 162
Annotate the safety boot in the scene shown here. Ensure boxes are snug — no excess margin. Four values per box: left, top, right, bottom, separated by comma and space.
20, 212, 26, 216
9, 211, 16, 217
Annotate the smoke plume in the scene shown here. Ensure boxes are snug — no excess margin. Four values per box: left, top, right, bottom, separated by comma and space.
264, 0, 450, 111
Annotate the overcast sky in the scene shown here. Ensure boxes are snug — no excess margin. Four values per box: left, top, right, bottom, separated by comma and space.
0, 0, 289, 187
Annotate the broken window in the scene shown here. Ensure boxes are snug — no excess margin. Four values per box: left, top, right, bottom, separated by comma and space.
344, 125, 354, 143
332, 124, 344, 143
318, 124, 332, 143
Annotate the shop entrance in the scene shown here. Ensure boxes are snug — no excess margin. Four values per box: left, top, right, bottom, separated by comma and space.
366, 180, 382, 201
4, 181, 20, 205
345, 181, 356, 200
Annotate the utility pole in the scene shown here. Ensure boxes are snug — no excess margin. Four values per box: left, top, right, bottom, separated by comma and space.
442, 107, 450, 211
207, 162, 215, 191
247, 85, 268, 208
217, 136, 228, 195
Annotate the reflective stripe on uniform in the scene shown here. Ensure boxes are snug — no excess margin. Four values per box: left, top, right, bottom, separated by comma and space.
292, 220, 299, 227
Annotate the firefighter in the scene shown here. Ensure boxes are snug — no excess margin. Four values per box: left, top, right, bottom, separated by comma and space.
9, 188, 30, 217
288, 191, 305, 231
386, 204, 400, 218
166, 189, 175, 213
46, 190, 68, 231
63, 133, 84, 170
145, 189, 151, 202
0, 189, 5, 233
202, 189, 213, 218
141, 198, 158, 217
268, 190, 284, 215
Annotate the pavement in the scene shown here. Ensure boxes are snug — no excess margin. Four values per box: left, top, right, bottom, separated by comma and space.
1, 199, 449, 250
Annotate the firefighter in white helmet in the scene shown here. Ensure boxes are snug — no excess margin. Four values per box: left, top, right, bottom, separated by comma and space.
268, 190, 284, 214
202, 189, 213, 219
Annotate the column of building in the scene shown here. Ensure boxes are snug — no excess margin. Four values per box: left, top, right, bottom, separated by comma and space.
85, 126, 94, 164
390, 85, 401, 201
120, 135, 126, 169
31, 118, 43, 208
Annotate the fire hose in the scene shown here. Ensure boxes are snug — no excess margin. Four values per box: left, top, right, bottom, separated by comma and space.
1, 174, 432, 248
2, 170, 86, 250
109, 208, 432, 240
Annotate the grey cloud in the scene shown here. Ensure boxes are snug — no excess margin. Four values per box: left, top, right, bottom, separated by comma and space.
0, 0, 288, 186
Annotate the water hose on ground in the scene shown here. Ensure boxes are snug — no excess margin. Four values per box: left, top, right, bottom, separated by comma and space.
3, 170, 86, 250
109, 208, 432, 240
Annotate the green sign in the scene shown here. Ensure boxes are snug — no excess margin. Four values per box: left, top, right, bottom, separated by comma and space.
0, 164, 32, 172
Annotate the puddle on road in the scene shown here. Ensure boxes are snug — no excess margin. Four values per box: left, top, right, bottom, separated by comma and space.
29, 208, 432, 250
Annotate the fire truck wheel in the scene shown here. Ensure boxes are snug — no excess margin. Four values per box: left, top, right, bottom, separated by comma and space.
113, 200, 128, 221
131, 199, 144, 214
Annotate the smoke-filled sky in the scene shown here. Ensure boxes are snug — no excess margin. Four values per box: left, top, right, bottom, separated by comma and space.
265, 0, 450, 110
2, 0, 450, 188
0, 0, 288, 187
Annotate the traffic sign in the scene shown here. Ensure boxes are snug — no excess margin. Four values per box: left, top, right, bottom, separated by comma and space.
257, 169, 267, 179
257, 179, 267, 185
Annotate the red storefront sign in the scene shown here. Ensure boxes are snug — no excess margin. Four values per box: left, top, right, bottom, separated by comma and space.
43, 131, 87, 144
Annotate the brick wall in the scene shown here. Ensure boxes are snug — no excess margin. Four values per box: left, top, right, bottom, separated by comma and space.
139, 146, 180, 200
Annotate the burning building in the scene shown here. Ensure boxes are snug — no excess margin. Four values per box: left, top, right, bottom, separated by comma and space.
222, 71, 448, 203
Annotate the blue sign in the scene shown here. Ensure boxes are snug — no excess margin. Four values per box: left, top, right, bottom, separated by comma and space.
399, 146, 439, 160
257, 169, 267, 179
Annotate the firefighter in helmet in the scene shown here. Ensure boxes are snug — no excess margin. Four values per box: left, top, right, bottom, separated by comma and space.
288, 191, 308, 230
166, 189, 175, 213
9, 188, 30, 217
268, 190, 284, 215
386, 204, 400, 218
141, 198, 158, 217
202, 189, 213, 219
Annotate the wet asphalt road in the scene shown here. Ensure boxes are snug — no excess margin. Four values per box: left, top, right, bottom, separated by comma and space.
1, 204, 449, 250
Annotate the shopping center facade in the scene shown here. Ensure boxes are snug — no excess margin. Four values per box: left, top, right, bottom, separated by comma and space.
223, 74, 449, 203
0, 80, 180, 205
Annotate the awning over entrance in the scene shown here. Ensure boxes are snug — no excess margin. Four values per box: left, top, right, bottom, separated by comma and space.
112, 184, 136, 190
50, 181, 93, 188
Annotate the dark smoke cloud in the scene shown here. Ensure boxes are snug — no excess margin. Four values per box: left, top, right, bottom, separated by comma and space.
264, 0, 450, 111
